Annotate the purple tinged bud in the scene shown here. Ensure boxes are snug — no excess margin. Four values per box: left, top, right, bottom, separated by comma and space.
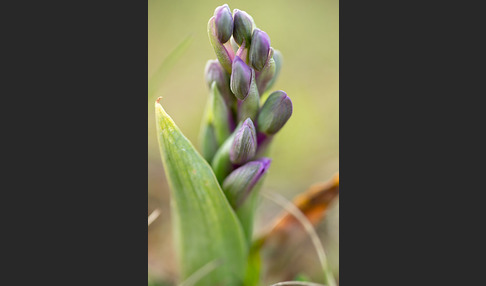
233, 9, 254, 46
205, 59, 227, 88
214, 4, 233, 43
255, 48, 275, 94
208, 17, 234, 73
249, 29, 271, 71
257, 90, 293, 134
204, 60, 232, 104
222, 158, 271, 208
230, 56, 253, 100
230, 118, 257, 164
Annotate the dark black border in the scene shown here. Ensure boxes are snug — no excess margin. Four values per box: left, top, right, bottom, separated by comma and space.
340, 0, 483, 285
3, 0, 147, 284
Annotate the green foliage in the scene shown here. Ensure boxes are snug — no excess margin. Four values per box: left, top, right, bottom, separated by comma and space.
156, 101, 247, 285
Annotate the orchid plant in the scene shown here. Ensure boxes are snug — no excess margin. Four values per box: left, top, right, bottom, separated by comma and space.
154, 4, 336, 286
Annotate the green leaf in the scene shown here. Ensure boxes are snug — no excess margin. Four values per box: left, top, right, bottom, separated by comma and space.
198, 119, 218, 162
156, 99, 247, 285
199, 82, 233, 162
209, 82, 232, 145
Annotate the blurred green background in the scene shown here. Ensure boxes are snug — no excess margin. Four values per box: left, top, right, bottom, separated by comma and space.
148, 0, 338, 284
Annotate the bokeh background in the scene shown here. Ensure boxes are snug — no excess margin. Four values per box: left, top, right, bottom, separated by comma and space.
148, 0, 338, 284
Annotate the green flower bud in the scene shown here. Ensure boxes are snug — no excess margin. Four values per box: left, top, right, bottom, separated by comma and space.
255, 48, 275, 95
249, 29, 271, 71
222, 158, 271, 208
230, 56, 253, 100
236, 64, 260, 123
214, 4, 233, 43
208, 17, 235, 73
257, 90, 293, 134
230, 118, 257, 164
211, 121, 243, 184
204, 59, 233, 105
232, 9, 254, 46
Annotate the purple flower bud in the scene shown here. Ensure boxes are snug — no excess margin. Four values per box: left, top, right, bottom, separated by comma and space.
230, 118, 257, 164
204, 59, 227, 88
232, 9, 254, 46
257, 90, 293, 134
204, 59, 233, 104
214, 4, 233, 43
208, 17, 235, 73
222, 158, 271, 208
230, 56, 253, 100
249, 29, 271, 71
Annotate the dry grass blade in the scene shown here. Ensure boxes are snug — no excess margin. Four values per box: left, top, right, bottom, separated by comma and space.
262, 173, 339, 241
148, 209, 161, 226
261, 191, 337, 286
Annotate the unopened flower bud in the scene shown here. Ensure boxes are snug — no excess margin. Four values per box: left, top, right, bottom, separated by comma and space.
204, 59, 233, 104
230, 56, 253, 100
249, 29, 271, 71
232, 9, 254, 46
214, 4, 233, 43
230, 118, 257, 164
211, 121, 243, 184
222, 158, 271, 208
255, 48, 275, 94
208, 17, 235, 73
257, 91, 293, 134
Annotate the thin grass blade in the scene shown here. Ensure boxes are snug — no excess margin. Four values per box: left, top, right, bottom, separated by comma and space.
261, 191, 337, 286
148, 35, 193, 99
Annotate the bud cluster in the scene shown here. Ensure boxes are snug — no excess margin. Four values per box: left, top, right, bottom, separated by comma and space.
201, 4, 293, 210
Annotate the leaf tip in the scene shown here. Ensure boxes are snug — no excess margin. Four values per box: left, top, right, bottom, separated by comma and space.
155, 97, 170, 126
